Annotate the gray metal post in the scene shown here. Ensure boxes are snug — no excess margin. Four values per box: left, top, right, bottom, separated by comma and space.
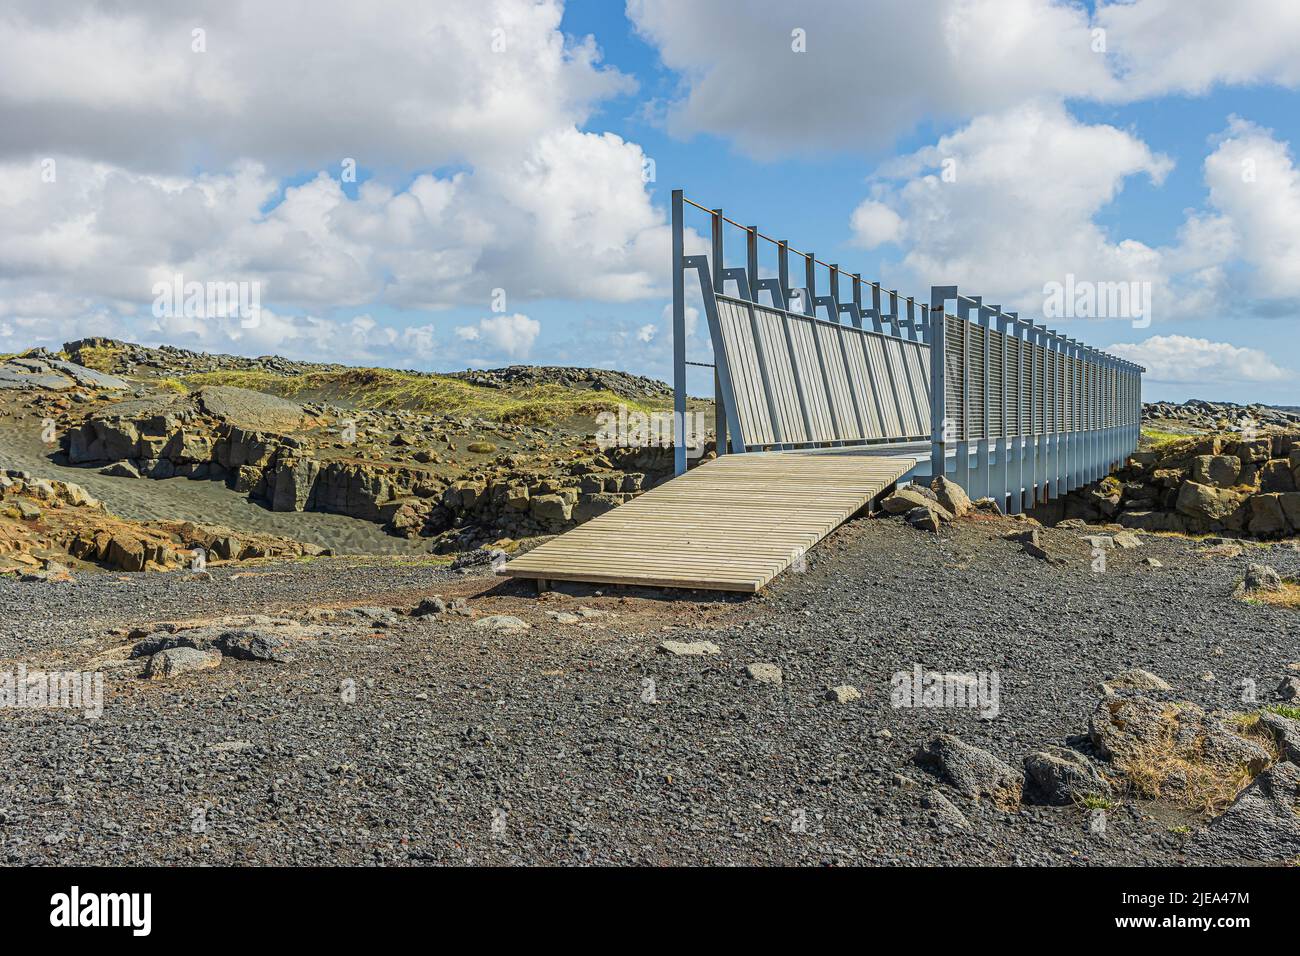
995, 311, 1010, 513
1045, 328, 1059, 500
671, 189, 687, 476
930, 286, 956, 482
953, 297, 975, 492
1010, 314, 1027, 513
974, 304, 993, 501
711, 209, 727, 458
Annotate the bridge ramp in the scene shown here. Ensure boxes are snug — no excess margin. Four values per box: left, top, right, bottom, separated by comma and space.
502, 448, 913, 593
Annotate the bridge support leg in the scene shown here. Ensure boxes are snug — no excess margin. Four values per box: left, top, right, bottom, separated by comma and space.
1006, 437, 1023, 514
992, 437, 1008, 514
974, 438, 990, 501
671, 189, 688, 477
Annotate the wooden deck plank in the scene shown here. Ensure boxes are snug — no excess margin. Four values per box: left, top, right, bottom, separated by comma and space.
501, 449, 911, 592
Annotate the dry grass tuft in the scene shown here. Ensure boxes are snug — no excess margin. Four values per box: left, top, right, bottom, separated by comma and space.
1110, 705, 1277, 815
1241, 578, 1300, 609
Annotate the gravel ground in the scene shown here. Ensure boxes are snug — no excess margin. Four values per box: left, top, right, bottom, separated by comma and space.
1, 517, 1297, 866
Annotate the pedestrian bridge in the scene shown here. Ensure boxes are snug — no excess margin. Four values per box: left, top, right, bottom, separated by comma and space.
503, 446, 916, 592
503, 192, 1143, 593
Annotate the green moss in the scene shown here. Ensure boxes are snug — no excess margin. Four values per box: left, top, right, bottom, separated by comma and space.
1077, 794, 1115, 810
182, 368, 668, 426
1140, 427, 1189, 447
154, 377, 188, 395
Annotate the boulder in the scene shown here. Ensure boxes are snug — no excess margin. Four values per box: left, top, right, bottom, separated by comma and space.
1188, 762, 1300, 862
1277, 676, 1300, 701
1236, 563, 1283, 596
1248, 494, 1289, 537
1088, 696, 1272, 791
1189, 455, 1241, 488
1023, 746, 1114, 806
271, 458, 320, 512
921, 789, 972, 830
658, 639, 720, 656
825, 685, 861, 703
106, 533, 146, 572
913, 734, 1022, 807
1176, 481, 1246, 524
529, 494, 572, 524
881, 486, 939, 515
573, 492, 625, 523
905, 506, 945, 532
144, 646, 222, 679
1279, 492, 1300, 531
1111, 530, 1142, 549
472, 615, 531, 634
1259, 459, 1297, 492
99, 461, 141, 479
744, 663, 783, 686
930, 476, 972, 518
1097, 669, 1170, 696
1258, 710, 1300, 763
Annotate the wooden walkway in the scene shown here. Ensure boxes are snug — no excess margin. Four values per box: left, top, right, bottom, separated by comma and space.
501, 448, 914, 593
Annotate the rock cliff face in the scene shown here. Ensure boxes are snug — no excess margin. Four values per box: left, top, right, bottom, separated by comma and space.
1035, 432, 1300, 537
0, 469, 323, 575
60, 384, 676, 549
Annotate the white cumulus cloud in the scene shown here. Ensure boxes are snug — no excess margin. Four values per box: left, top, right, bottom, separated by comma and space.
1108, 335, 1288, 384
456, 313, 541, 360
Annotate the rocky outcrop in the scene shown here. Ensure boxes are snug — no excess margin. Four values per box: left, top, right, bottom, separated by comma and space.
0, 352, 128, 391
1187, 761, 1300, 861
913, 734, 1023, 808
1034, 431, 1300, 538
1023, 746, 1114, 805
451, 365, 672, 401
60, 387, 672, 547
0, 468, 324, 575
1145, 399, 1300, 431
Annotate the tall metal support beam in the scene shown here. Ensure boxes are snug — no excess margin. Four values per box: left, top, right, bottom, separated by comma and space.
1009, 314, 1028, 513
684, 255, 745, 456
972, 303, 993, 501
994, 311, 1011, 513
929, 286, 958, 483
711, 209, 727, 459
671, 189, 687, 476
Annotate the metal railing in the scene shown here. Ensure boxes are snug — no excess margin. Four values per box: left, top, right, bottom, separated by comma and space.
929, 287, 1143, 512
670, 190, 1144, 511
671, 190, 931, 473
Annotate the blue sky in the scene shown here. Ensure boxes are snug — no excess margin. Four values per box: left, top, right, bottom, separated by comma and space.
2, 0, 1298, 405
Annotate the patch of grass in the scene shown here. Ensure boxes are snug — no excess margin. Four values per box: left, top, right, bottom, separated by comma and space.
182, 368, 668, 426
1076, 794, 1115, 811
1141, 427, 1189, 447
1111, 704, 1274, 815
1264, 704, 1300, 721
1240, 577, 1300, 609
74, 344, 126, 373
1167, 824, 1191, 834
1118, 748, 1257, 814
386, 554, 455, 568
154, 377, 188, 395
